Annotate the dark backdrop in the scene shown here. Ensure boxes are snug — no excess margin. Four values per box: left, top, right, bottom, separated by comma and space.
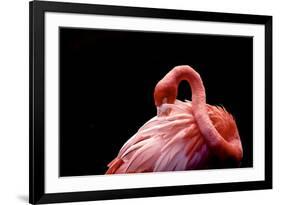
59, 27, 253, 176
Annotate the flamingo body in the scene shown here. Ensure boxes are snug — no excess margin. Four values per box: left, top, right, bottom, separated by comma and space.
106, 65, 243, 174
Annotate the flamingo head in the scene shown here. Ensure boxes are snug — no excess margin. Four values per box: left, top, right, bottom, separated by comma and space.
154, 80, 177, 107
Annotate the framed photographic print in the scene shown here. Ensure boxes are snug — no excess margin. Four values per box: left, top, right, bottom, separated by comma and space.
29, 0, 272, 204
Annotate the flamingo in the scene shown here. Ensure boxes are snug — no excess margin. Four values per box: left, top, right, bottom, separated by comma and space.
106, 65, 243, 174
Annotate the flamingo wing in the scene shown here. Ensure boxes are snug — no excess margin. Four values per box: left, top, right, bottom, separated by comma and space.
106, 100, 210, 174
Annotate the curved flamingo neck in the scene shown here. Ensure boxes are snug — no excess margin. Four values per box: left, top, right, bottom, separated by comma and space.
172, 66, 207, 111
170, 66, 215, 138
158, 66, 227, 158
154, 65, 242, 162
158, 66, 207, 119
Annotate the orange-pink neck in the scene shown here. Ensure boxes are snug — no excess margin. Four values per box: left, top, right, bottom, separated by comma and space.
154, 65, 241, 161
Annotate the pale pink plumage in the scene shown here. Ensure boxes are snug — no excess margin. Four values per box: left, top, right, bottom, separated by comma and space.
106, 65, 243, 174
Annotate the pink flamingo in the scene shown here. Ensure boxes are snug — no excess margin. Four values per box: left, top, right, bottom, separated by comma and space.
106, 65, 243, 174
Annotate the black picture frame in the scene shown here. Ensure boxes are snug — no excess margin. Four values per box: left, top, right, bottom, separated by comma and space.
29, 0, 272, 204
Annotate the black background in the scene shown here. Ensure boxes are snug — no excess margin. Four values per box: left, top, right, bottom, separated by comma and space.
59, 28, 253, 176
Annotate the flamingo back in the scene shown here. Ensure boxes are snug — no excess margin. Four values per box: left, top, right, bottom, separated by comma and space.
106, 99, 238, 174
